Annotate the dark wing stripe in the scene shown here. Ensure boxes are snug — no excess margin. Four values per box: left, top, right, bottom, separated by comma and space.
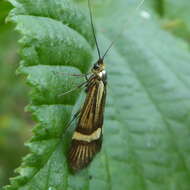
76, 80, 106, 135
77, 83, 97, 132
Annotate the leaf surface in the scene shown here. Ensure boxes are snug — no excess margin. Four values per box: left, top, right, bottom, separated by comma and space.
5, 0, 190, 190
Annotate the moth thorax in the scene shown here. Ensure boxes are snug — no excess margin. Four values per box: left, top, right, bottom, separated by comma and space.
92, 60, 105, 72
98, 70, 106, 79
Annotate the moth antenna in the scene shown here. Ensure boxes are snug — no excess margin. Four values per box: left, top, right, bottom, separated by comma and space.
102, 0, 145, 59
88, 0, 101, 59
102, 41, 114, 60
136, 0, 145, 10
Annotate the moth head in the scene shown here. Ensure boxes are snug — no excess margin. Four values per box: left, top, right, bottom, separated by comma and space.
92, 58, 105, 73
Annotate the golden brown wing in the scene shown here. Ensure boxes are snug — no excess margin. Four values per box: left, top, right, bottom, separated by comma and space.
69, 79, 106, 171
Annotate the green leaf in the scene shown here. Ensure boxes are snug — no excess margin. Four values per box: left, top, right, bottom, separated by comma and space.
160, 0, 190, 44
5, 0, 190, 190
164, 0, 190, 27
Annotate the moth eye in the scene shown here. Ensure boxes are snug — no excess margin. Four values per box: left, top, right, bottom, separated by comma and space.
93, 64, 99, 70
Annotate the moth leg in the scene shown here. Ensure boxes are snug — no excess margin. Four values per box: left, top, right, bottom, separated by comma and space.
58, 81, 87, 97
85, 74, 89, 81
64, 109, 81, 131
53, 71, 90, 78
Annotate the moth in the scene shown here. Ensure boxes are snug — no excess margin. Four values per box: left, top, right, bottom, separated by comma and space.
68, 0, 112, 171
68, 58, 107, 171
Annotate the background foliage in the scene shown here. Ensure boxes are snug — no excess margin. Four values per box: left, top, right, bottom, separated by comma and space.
0, 1, 31, 188
1, 0, 190, 189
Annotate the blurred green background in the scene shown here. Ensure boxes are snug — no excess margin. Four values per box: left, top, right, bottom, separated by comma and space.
1, 0, 190, 189
0, 1, 33, 188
